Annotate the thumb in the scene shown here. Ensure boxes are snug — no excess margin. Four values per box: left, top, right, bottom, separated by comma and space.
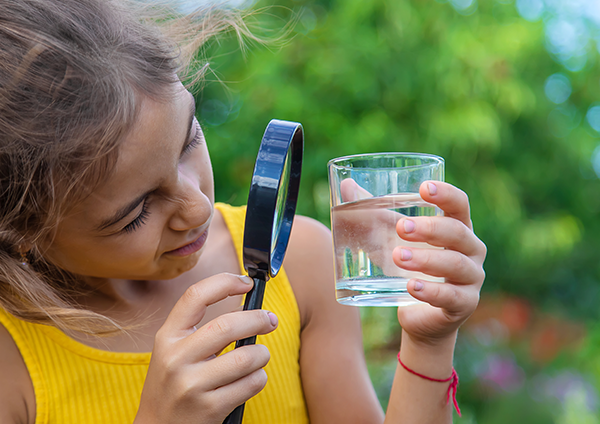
340, 178, 373, 203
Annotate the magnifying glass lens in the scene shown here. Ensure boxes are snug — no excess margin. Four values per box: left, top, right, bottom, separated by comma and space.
271, 151, 292, 256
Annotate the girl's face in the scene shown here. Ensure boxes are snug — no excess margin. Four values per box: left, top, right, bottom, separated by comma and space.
44, 83, 215, 281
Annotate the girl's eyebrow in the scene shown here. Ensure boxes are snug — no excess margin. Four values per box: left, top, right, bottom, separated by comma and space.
180, 93, 196, 156
97, 93, 196, 232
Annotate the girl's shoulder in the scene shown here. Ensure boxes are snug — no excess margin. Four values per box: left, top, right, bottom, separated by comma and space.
0, 321, 35, 424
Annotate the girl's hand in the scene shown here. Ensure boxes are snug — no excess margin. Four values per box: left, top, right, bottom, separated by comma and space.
134, 273, 278, 424
394, 181, 486, 344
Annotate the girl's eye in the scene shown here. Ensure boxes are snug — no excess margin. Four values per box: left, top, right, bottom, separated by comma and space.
182, 118, 203, 156
121, 200, 150, 234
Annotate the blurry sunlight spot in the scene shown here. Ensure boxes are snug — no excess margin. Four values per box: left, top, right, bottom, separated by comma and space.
563, 53, 589, 72
497, 80, 537, 117
429, 102, 501, 149
516, 0, 544, 22
519, 215, 582, 263
450, 0, 478, 15
173, 0, 255, 13
559, 386, 600, 424
530, 371, 599, 417
545, 18, 589, 58
545, 74, 572, 104
299, 7, 317, 34
586, 1, 600, 26
591, 145, 600, 178
201, 99, 229, 126
479, 353, 525, 393
586, 104, 600, 132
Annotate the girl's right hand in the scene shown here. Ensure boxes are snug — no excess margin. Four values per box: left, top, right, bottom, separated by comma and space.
134, 273, 278, 424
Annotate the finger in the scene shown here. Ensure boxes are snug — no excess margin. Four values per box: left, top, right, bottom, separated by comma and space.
396, 215, 487, 260
190, 310, 278, 360
393, 245, 485, 286
209, 368, 269, 416
161, 273, 254, 336
419, 181, 473, 230
198, 344, 271, 391
406, 279, 480, 317
340, 178, 373, 203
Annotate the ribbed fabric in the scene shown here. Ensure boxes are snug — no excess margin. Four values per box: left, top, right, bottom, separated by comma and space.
217, 203, 308, 424
0, 203, 308, 424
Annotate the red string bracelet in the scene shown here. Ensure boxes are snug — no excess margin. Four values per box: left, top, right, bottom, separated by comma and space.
397, 353, 461, 417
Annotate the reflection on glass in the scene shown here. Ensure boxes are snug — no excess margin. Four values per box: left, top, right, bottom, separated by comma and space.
271, 151, 291, 256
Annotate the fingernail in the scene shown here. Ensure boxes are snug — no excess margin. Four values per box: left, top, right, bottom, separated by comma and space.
267, 312, 278, 326
414, 281, 424, 291
239, 275, 253, 284
400, 248, 412, 261
403, 219, 415, 233
428, 182, 437, 195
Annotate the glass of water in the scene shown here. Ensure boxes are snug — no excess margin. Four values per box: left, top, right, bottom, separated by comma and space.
328, 152, 445, 307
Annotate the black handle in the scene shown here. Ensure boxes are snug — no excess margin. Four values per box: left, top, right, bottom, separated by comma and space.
222, 277, 266, 424
222, 403, 245, 424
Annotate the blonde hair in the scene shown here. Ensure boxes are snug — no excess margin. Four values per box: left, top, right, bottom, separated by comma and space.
0, 0, 255, 334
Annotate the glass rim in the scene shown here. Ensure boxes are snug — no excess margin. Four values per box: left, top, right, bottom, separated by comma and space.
327, 152, 444, 169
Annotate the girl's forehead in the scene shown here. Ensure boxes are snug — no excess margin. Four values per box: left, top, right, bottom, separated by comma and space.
67, 86, 195, 227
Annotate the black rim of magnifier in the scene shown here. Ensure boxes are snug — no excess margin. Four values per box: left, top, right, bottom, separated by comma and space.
222, 119, 303, 424
242, 119, 303, 281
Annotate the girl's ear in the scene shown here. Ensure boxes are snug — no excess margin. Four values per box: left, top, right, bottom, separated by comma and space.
17, 242, 33, 259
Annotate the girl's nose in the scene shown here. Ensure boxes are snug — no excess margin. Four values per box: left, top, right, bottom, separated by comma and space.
168, 175, 211, 232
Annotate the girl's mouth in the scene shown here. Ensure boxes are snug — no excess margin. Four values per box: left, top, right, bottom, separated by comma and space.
166, 230, 209, 257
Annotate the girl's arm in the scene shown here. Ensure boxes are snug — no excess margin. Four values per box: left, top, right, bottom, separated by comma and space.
387, 181, 485, 422
0, 324, 36, 424
284, 181, 485, 424
284, 216, 385, 423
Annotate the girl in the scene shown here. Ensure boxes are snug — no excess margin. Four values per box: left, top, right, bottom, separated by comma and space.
0, 0, 487, 423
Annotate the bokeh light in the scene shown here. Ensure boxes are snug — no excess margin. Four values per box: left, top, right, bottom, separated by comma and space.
172, 0, 256, 13
586, 104, 600, 132
517, 0, 600, 72
450, 0, 479, 15
591, 144, 600, 178
512, 1, 600, 176
516, 0, 545, 22
544, 73, 572, 104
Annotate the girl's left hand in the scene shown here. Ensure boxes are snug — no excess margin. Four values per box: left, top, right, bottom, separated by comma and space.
394, 181, 486, 343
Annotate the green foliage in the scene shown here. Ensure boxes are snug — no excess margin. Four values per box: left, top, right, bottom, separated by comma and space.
193, 0, 600, 421
198, 0, 600, 320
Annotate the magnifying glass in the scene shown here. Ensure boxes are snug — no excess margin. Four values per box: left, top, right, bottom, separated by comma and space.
223, 119, 303, 424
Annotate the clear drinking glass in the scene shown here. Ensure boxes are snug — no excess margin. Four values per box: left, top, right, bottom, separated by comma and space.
328, 153, 445, 306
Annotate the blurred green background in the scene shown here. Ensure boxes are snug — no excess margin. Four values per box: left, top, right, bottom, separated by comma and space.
193, 0, 600, 421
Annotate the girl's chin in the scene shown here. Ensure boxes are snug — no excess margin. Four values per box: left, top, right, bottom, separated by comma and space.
160, 253, 202, 280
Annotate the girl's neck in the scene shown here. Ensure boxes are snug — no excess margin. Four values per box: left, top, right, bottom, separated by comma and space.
64, 208, 243, 353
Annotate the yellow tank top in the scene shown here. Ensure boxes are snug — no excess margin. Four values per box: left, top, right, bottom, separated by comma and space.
0, 203, 309, 424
